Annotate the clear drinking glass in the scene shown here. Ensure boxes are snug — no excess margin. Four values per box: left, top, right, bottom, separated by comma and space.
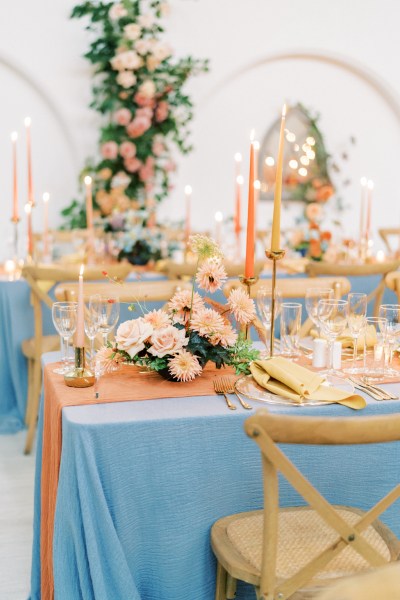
280, 302, 302, 359
364, 316, 387, 381
51, 302, 78, 374
84, 304, 100, 366
344, 293, 367, 374
305, 287, 334, 337
317, 299, 348, 376
256, 288, 282, 357
89, 294, 120, 346
378, 304, 400, 377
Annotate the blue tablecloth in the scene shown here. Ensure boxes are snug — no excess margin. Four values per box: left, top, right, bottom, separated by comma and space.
30, 352, 400, 600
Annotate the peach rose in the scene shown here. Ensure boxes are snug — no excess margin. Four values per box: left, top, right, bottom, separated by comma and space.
126, 116, 151, 138
98, 168, 113, 180
116, 318, 153, 358
124, 23, 142, 41
138, 80, 156, 98
305, 202, 322, 222
147, 55, 160, 72
136, 106, 153, 119
134, 92, 156, 107
100, 141, 118, 160
111, 50, 142, 71
114, 108, 132, 125
148, 325, 188, 358
152, 140, 165, 156
119, 141, 137, 158
109, 3, 128, 20
116, 71, 137, 89
138, 13, 155, 28
124, 157, 142, 173
155, 101, 169, 122
135, 39, 152, 55
315, 184, 334, 202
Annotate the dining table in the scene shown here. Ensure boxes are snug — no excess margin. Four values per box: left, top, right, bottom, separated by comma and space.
30, 351, 400, 600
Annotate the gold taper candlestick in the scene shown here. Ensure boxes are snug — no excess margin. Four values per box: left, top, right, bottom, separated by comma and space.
265, 248, 286, 357
239, 275, 259, 339
64, 347, 95, 388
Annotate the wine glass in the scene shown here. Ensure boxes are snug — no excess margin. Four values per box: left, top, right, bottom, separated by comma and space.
51, 302, 78, 374
280, 302, 302, 359
344, 293, 367, 374
256, 288, 282, 357
84, 304, 100, 366
89, 294, 120, 346
317, 299, 348, 377
378, 304, 400, 377
305, 288, 334, 337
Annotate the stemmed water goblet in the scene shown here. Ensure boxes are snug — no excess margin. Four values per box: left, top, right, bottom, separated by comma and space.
343, 293, 367, 374
51, 302, 78, 374
280, 302, 302, 359
89, 294, 120, 347
256, 288, 282, 357
317, 299, 348, 377
305, 287, 334, 337
378, 304, 400, 377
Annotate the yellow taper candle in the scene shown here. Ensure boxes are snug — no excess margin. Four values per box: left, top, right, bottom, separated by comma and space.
76, 264, 85, 347
270, 104, 287, 252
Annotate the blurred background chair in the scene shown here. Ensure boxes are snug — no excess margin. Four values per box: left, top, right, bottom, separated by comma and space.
22, 262, 132, 454
384, 271, 400, 303
211, 410, 400, 600
305, 260, 400, 316
378, 228, 400, 256
157, 258, 266, 280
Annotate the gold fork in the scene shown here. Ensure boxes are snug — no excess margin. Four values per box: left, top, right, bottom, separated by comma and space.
222, 377, 253, 410
214, 378, 237, 410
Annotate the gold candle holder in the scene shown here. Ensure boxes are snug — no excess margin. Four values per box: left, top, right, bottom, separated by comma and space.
64, 347, 95, 388
265, 248, 286, 357
239, 275, 259, 339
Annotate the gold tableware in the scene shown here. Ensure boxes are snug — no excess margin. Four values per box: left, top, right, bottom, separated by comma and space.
214, 378, 236, 410
221, 376, 252, 410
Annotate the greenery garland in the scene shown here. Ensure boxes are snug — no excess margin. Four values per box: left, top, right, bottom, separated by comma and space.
62, 0, 209, 229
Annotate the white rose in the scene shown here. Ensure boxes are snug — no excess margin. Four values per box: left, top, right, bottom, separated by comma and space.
116, 71, 137, 88
138, 13, 155, 28
124, 23, 142, 40
120, 50, 143, 70
135, 39, 152, 56
116, 318, 153, 358
109, 3, 128, 20
111, 171, 131, 189
148, 325, 188, 358
138, 79, 156, 98
151, 42, 172, 62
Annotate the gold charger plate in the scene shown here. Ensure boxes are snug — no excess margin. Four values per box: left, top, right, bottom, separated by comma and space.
234, 374, 354, 407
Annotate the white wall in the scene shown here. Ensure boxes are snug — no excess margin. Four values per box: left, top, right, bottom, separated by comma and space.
0, 0, 399, 260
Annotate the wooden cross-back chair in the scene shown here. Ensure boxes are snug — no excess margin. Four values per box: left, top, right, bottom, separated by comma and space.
305, 260, 400, 317
378, 228, 400, 256
211, 410, 400, 600
22, 262, 132, 454
384, 271, 400, 303
223, 276, 351, 337
157, 259, 266, 281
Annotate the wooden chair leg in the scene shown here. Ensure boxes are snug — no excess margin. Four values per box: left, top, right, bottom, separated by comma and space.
215, 561, 227, 600
24, 359, 41, 455
226, 573, 237, 599
24, 358, 33, 426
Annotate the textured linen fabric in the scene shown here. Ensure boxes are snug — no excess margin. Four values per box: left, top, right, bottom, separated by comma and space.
30, 353, 400, 600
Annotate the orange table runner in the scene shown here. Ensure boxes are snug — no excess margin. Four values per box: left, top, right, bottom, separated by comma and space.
41, 362, 233, 600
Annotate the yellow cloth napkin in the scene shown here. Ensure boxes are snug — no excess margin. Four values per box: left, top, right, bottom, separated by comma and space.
311, 324, 377, 351
250, 357, 366, 410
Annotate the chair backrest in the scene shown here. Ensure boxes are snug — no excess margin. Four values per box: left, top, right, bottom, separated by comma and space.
305, 260, 400, 316
378, 228, 400, 255
384, 271, 400, 302
244, 410, 400, 599
54, 279, 192, 304
223, 276, 351, 337
22, 263, 132, 346
158, 259, 266, 280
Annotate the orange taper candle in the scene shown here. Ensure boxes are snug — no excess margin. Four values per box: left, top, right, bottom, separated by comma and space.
244, 141, 255, 278
365, 179, 373, 240
84, 176, 94, 231
76, 264, 85, 347
270, 104, 287, 252
11, 132, 19, 222
184, 185, 192, 244
24, 117, 34, 206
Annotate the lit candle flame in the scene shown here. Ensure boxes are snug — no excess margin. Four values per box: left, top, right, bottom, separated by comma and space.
24, 203, 31, 215
214, 211, 223, 222
360, 176, 367, 186
282, 104, 287, 117
24, 117, 31, 127
254, 179, 261, 190
84, 175, 92, 186
80, 264, 85, 277
11, 131, 18, 142
234, 152, 242, 162
43, 192, 50, 203
236, 175, 244, 185
368, 180, 374, 189
184, 185, 192, 195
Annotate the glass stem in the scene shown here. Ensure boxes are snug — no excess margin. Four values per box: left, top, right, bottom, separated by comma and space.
63, 337, 70, 364
60, 336, 65, 364
326, 339, 334, 373
352, 335, 359, 370
90, 337, 95, 362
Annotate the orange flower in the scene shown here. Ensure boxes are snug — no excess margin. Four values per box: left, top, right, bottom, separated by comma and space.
315, 185, 334, 202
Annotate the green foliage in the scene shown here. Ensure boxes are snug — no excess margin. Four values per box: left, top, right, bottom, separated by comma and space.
227, 339, 260, 375
187, 331, 231, 369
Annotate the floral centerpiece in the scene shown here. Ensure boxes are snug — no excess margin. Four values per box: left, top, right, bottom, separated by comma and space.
61, 0, 209, 252
97, 235, 260, 381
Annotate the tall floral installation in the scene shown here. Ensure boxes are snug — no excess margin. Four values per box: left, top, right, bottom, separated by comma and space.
62, 0, 208, 262
97, 235, 260, 381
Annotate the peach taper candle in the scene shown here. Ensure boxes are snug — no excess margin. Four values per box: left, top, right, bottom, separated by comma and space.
11, 132, 19, 222
24, 117, 34, 206
270, 104, 287, 252
244, 140, 255, 278
76, 264, 85, 347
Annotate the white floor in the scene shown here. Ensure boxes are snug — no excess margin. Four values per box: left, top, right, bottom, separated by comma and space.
0, 432, 35, 600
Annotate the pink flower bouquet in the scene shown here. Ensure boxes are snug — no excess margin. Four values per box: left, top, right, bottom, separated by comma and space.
100, 236, 260, 382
